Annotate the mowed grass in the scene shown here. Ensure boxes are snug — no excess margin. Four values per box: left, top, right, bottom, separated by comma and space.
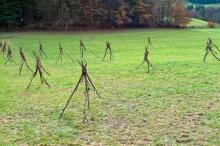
0, 29, 220, 145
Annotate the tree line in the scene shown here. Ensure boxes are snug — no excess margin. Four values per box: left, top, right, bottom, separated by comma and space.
0, 0, 190, 30
188, 0, 220, 4
188, 3, 220, 23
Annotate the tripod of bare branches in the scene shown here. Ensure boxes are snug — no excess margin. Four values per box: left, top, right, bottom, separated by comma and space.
56, 43, 64, 64
102, 41, 113, 61
0, 41, 7, 58
136, 38, 153, 72
80, 40, 86, 58
79, 40, 99, 58
38, 42, 47, 58
55, 43, 76, 64
19, 47, 33, 75
0, 41, 3, 53
60, 60, 101, 123
26, 51, 50, 90
147, 37, 152, 49
203, 38, 220, 63
5, 46, 16, 65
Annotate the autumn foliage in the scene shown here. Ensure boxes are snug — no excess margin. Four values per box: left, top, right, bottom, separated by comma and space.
207, 21, 215, 28
0, 0, 191, 29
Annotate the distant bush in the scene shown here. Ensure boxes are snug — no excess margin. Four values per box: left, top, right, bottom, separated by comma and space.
207, 21, 215, 28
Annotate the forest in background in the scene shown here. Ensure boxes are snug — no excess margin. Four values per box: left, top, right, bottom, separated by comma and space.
0, 0, 190, 30
188, 0, 220, 23
188, 0, 220, 4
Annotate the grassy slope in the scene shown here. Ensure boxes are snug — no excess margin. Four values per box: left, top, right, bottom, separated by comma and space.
188, 18, 208, 28
188, 1, 220, 7
0, 29, 220, 145
188, 18, 220, 28
202, 3, 220, 7
196, 3, 220, 7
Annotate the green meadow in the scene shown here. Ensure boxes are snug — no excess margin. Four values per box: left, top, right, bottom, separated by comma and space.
0, 28, 220, 145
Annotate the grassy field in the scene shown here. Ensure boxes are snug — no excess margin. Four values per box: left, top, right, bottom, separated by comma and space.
0, 28, 220, 145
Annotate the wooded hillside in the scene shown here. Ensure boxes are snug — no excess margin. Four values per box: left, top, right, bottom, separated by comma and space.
189, 0, 220, 4
0, 0, 190, 30
187, 0, 220, 23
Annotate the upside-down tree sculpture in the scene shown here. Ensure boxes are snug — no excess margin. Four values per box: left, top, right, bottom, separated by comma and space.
0, 41, 7, 58
80, 40, 86, 58
203, 38, 220, 63
19, 47, 33, 75
136, 37, 153, 72
38, 42, 47, 58
79, 39, 98, 58
26, 51, 50, 90
56, 42, 64, 64
60, 60, 101, 123
5, 46, 16, 64
102, 41, 113, 61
